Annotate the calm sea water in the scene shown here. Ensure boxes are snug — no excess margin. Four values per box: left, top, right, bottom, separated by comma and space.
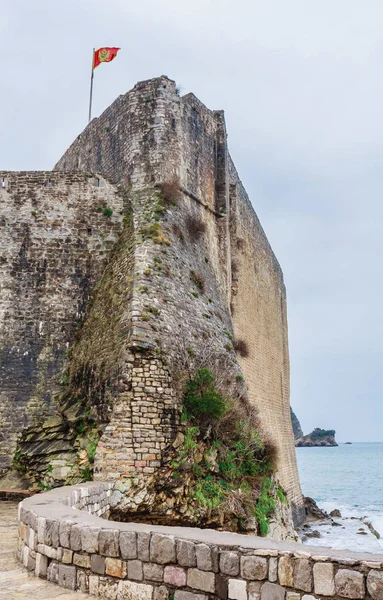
296, 442, 383, 551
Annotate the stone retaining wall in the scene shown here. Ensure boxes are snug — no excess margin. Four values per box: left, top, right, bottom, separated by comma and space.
17, 483, 383, 599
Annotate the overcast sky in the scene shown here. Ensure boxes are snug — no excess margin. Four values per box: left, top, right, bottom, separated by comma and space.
2, 0, 382, 442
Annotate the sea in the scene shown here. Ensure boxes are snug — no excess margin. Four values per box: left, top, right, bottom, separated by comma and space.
296, 442, 383, 552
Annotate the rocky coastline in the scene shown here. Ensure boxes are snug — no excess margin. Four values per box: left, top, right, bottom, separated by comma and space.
295, 427, 338, 447
298, 497, 382, 551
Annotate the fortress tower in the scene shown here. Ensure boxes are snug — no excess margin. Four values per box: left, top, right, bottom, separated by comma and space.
0, 76, 304, 528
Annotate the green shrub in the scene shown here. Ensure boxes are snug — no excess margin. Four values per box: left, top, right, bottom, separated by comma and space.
183, 368, 227, 424
103, 207, 113, 217
81, 467, 92, 482
177, 369, 285, 534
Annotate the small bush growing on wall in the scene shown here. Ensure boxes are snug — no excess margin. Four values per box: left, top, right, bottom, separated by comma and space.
158, 177, 181, 204
190, 270, 205, 293
183, 368, 227, 425
186, 214, 206, 240
233, 338, 249, 357
175, 368, 282, 535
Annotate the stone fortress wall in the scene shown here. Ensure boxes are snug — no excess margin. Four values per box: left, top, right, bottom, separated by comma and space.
18, 482, 383, 600
54, 76, 304, 524
1, 75, 303, 527
0, 172, 124, 474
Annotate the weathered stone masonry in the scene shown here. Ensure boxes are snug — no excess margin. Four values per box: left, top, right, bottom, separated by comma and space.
1, 75, 304, 528
0, 172, 124, 474
18, 483, 383, 600
54, 76, 304, 523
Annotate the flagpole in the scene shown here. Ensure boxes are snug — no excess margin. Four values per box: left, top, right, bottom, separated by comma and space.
88, 48, 95, 123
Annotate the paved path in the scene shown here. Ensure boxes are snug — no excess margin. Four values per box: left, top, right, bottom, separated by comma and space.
0, 502, 94, 600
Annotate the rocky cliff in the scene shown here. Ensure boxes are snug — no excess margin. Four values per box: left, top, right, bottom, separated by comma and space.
0, 76, 305, 534
295, 428, 338, 447
290, 408, 303, 440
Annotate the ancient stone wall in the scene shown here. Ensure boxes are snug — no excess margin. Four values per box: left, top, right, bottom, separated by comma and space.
54, 76, 304, 524
18, 483, 383, 600
0, 171, 124, 474
227, 160, 304, 525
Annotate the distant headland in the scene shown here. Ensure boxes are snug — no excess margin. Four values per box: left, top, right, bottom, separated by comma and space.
291, 410, 338, 447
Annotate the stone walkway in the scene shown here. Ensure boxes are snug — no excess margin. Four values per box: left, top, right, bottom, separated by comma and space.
0, 502, 94, 600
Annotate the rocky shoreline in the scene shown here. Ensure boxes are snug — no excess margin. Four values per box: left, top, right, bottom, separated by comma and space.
299, 497, 382, 551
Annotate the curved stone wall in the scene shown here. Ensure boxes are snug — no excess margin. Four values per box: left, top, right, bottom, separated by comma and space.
17, 484, 383, 599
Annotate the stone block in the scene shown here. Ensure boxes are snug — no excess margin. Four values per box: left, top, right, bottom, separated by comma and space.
35, 552, 48, 578
269, 557, 278, 583
174, 592, 207, 600
150, 534, 176, 564
248, 581, 262, 600
198, 543, 218, 572
241, 556, 268, 580
89, 574, 99, 596
105, 557, 128, 578
77, 569, 89, 593
138, 532, 151, 561
37, 517, 46, 544
187, 569, 215, 593
368, 570, 383, 600
154, 586, 169, 600
100, 528, 120, 557
45, 518, 59, 547
91, 553, 106, 574
128, 559, 144, 580
177, 539, 196, 567
143, 562, 164, 582
37, 543, 58, 559
261, 582, 285, 600
117, 580, 154, 599
59, 520, 75, 548
313, 561, 335, 596
99, 577, 119, 599
120, 531, 137, 559
335, 569, 365, 599
62, 548, 73, 564
27, 552, 36, 571
70, 524, 82, 552
220, 551, 240, 576
58, 564, 76, 590
278, 556, 294, 587
28, 526, 36, 550
81, 526, 100, 553
228, 579, 247, 600
286, 594, 300, 600
294, 558, 312, 592
164, 565, 186, 587
47, 560, 59, 583
73, 552, 91, 568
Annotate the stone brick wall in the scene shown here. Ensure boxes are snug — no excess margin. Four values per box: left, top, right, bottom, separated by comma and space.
227, 160, 304, 525
54, 76, 304, 524
0, 171, 124, 474
18, 483, 383, 599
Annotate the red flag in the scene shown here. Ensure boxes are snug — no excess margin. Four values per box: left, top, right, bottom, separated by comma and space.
93, 47, 120, 69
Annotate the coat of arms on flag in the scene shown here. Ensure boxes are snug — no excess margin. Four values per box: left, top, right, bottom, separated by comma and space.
93, 47, 120, 69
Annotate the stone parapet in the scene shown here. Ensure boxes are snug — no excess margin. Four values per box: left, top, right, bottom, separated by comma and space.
17, 484, 383, 599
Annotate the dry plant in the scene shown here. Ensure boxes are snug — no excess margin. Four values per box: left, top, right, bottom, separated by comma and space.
158, 176, 182, 204
185, 214, 206, 241
233, 338, 249, 357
